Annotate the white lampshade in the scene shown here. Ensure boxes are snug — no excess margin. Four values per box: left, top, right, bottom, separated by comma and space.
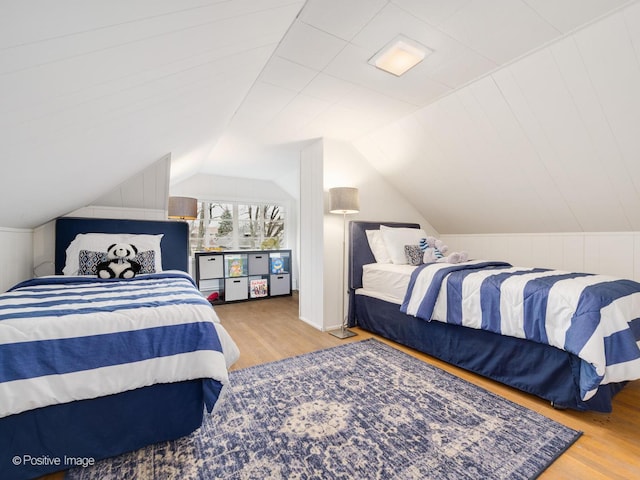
168, 196, 197, 220
329, 187, 360, 214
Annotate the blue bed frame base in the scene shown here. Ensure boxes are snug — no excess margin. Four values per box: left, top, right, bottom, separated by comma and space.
348, 221, 626, 412
1, 380, 223, 480
0, 217, 216, 480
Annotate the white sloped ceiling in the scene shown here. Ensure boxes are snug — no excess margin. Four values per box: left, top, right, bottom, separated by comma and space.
355, 2, 640, 233
1, 0, 638, 232
0, 0, 304, 229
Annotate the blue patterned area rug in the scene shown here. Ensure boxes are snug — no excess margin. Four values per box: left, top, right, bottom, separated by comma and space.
67, 339, 581, 479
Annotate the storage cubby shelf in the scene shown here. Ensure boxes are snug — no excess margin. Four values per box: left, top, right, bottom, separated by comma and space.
195, 250, 292, 304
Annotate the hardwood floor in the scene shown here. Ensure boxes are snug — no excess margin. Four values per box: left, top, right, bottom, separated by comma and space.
216, 292, 640, 480
40, 292, 640, 479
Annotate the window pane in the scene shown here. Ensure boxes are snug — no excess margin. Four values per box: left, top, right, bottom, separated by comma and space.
209, 203, 234, 249
189, 202, 233, 254
263, 205, 284, 249
188, 200, 285, 253
189, 201, 208, 254
238, 204, 262, 250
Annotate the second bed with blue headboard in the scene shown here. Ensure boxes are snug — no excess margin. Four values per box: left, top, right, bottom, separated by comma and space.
348, 221, 640, 412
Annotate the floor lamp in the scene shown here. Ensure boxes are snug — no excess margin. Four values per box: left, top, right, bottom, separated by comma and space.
328, 187, 359, 339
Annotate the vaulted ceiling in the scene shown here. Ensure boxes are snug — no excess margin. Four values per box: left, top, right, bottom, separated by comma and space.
1, 0, 637, 230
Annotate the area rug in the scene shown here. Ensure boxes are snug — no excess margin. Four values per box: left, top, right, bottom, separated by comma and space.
67, 339, 581, 479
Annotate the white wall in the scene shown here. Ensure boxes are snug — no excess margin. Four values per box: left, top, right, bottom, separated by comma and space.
299, 140, 325, 330
321, 138, 436, 331
442, 232, 640, 281
0, 227, 33, 292
93, 154, 171, 211
171, 172, 296, 204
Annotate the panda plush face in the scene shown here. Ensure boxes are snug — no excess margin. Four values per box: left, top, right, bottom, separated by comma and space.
97, 243, 141, 279
107, 243, 138, 262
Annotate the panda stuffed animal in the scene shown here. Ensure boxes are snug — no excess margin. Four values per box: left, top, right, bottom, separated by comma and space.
97, 243, 141, 279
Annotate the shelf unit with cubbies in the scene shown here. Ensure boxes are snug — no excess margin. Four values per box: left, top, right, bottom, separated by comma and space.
195, 249, 292, 304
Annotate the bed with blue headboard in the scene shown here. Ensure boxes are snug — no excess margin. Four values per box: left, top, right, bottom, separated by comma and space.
348, 221, 638, 412
54, 217, 191, 274
0, 217, 239, 480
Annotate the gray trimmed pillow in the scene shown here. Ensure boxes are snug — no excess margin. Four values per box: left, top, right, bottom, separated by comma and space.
134, 250, 156, 274
78, 249, 157, 275
78, 250, 108, 275
404, 245, 423, 266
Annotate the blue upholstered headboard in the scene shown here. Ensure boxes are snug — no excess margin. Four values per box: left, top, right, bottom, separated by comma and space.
348, 220, 421, 291
55, 217, 190, 274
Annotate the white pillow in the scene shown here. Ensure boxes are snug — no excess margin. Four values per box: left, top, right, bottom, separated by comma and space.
63, 233, 164, 275
379, 225, 427, 265
365, 230, 392, 264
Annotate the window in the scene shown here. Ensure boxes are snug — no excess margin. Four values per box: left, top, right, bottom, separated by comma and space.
188, 200, 286, 254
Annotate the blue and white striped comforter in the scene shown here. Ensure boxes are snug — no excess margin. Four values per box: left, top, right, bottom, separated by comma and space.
401, 260, 640, 401
0, 271, 238, 419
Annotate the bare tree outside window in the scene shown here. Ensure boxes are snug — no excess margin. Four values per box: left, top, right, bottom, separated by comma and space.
188, 200, 285, 253
239, 204, 285, 249
262, 205, 284, 249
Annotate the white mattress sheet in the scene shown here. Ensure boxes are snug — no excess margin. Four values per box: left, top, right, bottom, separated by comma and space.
360, 263, 416, 305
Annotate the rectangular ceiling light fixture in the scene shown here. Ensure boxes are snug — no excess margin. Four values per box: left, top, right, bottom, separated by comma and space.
369, 35, 431, 77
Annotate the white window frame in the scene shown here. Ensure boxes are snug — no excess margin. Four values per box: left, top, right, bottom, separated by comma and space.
189, 199, 287, 252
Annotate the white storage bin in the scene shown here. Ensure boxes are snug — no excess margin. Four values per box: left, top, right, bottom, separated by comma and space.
248, 253, 269, 275
198, 254, 223, 279
225, 277, 248, 301
270, 274, 290, 296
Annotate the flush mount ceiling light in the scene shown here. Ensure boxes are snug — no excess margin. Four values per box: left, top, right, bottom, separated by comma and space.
368, 35, 432, 77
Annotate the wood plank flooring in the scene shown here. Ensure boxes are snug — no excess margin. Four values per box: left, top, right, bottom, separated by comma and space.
216, 293, 640, 480
40, 292, 640, 479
